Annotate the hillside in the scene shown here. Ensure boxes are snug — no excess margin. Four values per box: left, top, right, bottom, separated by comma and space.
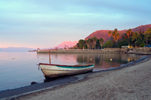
55, 41, 78, 48
85, 24, 151, 42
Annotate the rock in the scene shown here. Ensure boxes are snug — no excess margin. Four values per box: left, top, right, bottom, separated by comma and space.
31, 81, 38, 85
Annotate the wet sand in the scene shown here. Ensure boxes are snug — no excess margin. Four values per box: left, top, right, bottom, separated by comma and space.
2, 56, 151, 100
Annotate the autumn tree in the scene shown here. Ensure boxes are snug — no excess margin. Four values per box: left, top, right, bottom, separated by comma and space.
108, 28, 120, 47
126, 29, 132, 38
108, 28, 120, 42
108, 31, 112, 37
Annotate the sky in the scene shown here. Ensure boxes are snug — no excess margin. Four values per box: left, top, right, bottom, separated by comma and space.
0, 0, 151, 49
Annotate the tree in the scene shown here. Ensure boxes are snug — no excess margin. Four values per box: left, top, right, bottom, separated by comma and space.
126, 29, 132, 38
113, 28, 118, 34
131, 32, 141, 42
107, 28, 120, 48
117, 39, 128, 48
78, 39, 84, 49
143, 28, 151, 44
135, 39, 142, 46
112, 28, 120, 47
115, 33, 120, 41
89, 38, 93, 49
86, 39, 91, 49
122, 33, 128, 39
131, 32, 142, 47
139, 29, 144, 40
108, 31, 112, 37
103, 40, 113, 48
84, 45, 87, 49
92, 37, 97, 49
109, 28, 120, 42
99, 38, 104, 49
96, 39, 101, 49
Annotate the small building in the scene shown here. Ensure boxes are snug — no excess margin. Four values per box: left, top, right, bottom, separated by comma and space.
121, 46, 128, 48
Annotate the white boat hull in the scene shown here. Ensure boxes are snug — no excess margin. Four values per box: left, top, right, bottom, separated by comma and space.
39, 64, 94, 78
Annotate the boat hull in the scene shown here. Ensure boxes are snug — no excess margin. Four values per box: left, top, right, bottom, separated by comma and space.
39, 64, 94, 79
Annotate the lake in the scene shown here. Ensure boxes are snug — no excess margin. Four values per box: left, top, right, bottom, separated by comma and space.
0, 52, 146, 91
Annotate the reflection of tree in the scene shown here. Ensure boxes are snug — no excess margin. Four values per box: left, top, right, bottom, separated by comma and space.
83, 56, 87, 62
95, 55, 103, 67
38, 53, 146, 70
76, 54, 130, 65
77, 55, 84, 63
116, 54, 127, 64
76, 54, 94, 64
95, 56, 100, 65
76, 55, 88, 63
88, 55, 94, 63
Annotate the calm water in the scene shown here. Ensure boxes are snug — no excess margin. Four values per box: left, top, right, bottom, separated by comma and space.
0, 52, 146, 91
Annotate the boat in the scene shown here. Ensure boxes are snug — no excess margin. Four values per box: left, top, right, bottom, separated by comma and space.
39, 63, 94, 79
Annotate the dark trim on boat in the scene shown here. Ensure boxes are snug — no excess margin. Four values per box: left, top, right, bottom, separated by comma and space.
39, 63, 94, 67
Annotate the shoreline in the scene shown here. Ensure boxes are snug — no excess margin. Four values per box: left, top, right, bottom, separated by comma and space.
37, 48, 151, 55
0, 55, 150, 100
37, 49, 120, 54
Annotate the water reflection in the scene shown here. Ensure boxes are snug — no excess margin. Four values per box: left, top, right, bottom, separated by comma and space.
37, 53, 146, 72
0, 52, 147, 91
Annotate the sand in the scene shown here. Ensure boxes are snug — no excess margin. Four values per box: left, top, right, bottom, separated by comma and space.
9, 56, 151, 100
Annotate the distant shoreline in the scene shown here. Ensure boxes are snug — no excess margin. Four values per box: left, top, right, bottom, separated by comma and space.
37, 48, 151, 55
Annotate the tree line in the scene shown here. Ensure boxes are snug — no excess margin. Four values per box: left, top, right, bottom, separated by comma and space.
74, 37, 104, 49
117, 28, 151, 48
74, 28, 151, 49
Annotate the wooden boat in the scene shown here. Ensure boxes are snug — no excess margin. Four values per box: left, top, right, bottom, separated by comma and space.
39, 63, 94, 79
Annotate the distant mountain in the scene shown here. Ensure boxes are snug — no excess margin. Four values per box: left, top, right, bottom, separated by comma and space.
55, 41, 78, 48
85, 24, 151, 42
0, 47, 34, 52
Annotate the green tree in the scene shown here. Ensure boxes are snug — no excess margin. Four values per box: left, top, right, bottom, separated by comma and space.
86, 39, 91, 49
143, 28, 151, 44
84, 45, 87, 49
144, 34, 150, 44
96, 39, 101, 49
131, 32, 142, 46
76, 39, 87, 49
78, 39, 84, 49
131, 32, 141, 42
103, 40, 113, 48
135, 40, 142, 46
117, 39, 129, 48
89, 38, 93, 49
99, 38, 104, 49
76, 43, 80, 49
92, 37, 97, 49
